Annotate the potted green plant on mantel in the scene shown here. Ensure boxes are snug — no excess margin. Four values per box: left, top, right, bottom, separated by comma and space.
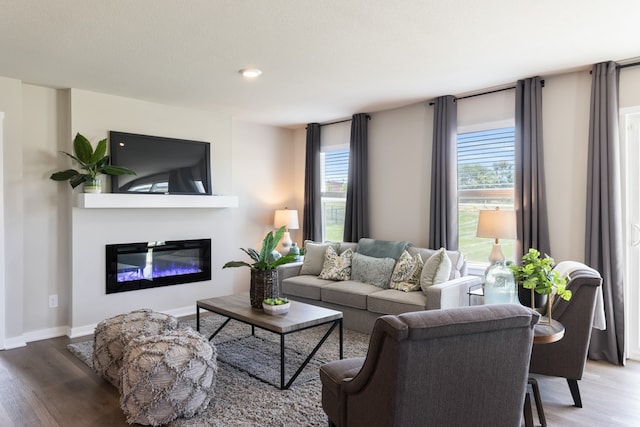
509, 248, 572, 320
223, 226, 298, 308
50, 133, 136, 193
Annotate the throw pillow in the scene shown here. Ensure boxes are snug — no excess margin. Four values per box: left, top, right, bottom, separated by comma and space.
300, 241, 340, 276
351, 252, 396, 288
420, 247, 452, 294
391, 250, 424, 292
318, 247, 354, 280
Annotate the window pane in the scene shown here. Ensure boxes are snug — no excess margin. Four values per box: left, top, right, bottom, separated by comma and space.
458, 127, 515, 263
321, 149, 349, 241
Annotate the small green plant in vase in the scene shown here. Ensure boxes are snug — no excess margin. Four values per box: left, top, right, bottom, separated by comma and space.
50, 133, 136, 193
223, 226, 297, 308
509, 248, 572, 321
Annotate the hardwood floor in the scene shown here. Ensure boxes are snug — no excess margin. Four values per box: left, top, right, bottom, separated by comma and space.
0, 333, 638, 426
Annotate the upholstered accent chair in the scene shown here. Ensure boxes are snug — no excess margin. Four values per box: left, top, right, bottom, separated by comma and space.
319, 304, 540, 427
529, 261, 604, 407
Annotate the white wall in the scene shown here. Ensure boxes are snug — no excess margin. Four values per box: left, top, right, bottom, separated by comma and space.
228, 120, 297, 290
4, 64, 640, 345
0, 76, 24, 348
67, 89, 236, 334
22, 85, 70, 336
290, 69, 640, 266
368, 102, 432, 246
542, 71, 592, 262
0, 83, 298, 344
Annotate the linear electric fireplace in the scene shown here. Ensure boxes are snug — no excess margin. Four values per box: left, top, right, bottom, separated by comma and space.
106, 239, 211, 294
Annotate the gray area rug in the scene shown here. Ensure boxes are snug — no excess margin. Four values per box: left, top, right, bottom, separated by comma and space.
68, 314, 370, 426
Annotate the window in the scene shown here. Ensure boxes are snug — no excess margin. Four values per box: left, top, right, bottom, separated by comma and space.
321, 148, 349, 241
457, 127, 515, 263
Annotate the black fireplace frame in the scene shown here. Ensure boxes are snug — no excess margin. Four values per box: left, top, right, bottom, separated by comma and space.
105, 238, 211, 294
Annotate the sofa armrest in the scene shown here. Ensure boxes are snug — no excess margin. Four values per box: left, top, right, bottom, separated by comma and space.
424, 275, 482, 310
276, 261, 304, 288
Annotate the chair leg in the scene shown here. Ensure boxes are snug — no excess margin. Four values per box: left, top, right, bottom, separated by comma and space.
523, 392, 534, 427
529, 378, 547, 427
567, 378, 583, 408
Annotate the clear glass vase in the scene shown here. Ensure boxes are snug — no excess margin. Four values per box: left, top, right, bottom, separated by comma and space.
484, 261, 517, 305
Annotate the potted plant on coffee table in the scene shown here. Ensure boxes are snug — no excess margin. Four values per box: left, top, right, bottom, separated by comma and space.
509, 248, 572, 320
223, 226, 298, 308
50, 133, 136, 193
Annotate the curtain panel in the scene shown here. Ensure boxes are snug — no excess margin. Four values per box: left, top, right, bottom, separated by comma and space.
586, 61, 625, 365
429, 95, 458, 250
343, 113, 370, 242
514, 76, 551, 259
303, 123, 322, 242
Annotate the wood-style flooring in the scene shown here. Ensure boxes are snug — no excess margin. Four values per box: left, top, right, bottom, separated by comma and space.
0, 333, 638, 426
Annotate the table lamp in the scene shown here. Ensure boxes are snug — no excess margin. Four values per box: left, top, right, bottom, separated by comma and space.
476, 207, 516, 265
274, 208, 299, 253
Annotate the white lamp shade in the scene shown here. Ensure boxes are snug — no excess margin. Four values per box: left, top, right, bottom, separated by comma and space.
476, 208, 516, 240
274, 209, 299, 231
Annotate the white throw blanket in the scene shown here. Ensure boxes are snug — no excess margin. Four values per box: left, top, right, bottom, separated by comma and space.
554, 261, 606, 330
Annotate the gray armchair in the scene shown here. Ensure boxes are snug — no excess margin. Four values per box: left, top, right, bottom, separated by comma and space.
320, 304, 540, 427
528, 261, 603, 407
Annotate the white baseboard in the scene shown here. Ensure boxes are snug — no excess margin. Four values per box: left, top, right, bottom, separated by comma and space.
65, 305, 198, 340
3, 305, 199, 347
3, 336, 27, 350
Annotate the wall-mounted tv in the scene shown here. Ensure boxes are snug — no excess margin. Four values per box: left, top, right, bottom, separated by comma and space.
109, 131, 212, 195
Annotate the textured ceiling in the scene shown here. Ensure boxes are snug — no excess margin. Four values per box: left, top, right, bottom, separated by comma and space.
1, 0, 639, 128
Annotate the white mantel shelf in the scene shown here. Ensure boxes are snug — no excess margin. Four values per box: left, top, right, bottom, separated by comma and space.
76, 193, 239, 209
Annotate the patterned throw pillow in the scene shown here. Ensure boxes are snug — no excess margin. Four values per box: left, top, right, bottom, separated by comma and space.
350, 252, 396, 288
391, 250, 424, 292
420, 247, 452, 294
318, 247, 354, 280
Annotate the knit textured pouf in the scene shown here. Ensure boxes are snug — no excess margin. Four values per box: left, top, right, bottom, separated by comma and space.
93, 309, 178, 388
119, 328, 218, 426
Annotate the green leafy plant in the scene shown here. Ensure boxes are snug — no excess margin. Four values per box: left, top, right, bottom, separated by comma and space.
50, 133, 136, 188
509, 248, 572, 301
223, 226, 297, 271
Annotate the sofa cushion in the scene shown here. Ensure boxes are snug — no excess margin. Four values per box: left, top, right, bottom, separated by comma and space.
367, 289, 427, 315
390, 250, 424, 292
356, 238, 411, 260
407, 247, 464, 280
420, 248, 452, 293
321, 281, 383, 309
319, 247, 354, 281
300, 241, 340, 275
282, 275, 334, 301
351, 252, 396, 289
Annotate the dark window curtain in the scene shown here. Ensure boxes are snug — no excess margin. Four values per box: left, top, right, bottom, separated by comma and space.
343, 113, 370, 242
429, 95, 458, 250
514, 76, 550, 259
586, 61, 625, 365
303, 123, 322, 242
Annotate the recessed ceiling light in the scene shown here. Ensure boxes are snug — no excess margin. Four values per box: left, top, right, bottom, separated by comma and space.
239, 68, 262, 78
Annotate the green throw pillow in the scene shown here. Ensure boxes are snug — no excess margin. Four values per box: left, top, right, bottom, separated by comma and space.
420, 248, 452, 294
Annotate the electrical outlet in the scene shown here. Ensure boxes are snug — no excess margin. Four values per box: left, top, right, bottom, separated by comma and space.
49, 294, 58, 308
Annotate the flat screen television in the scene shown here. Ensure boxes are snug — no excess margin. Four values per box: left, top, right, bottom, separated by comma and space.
109, 131, 212, 195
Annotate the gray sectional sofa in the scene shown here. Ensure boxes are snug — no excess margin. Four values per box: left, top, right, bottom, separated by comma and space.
277, 238, 482, 333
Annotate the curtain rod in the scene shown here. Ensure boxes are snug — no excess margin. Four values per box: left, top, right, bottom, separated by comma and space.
428, 80, 545, 106
320, 114, 371, 127
618, 61, 640, 70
